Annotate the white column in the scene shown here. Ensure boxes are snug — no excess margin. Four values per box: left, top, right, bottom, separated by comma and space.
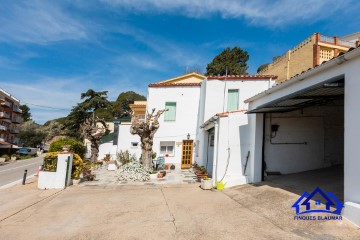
344, 65, 360, 227
249, 113, 264, 183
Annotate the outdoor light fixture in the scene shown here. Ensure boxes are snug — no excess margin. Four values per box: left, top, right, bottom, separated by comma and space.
187, 133, 190, 140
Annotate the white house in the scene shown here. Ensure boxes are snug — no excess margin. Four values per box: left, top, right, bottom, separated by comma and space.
195, 76, 275, 187
245, 46, 360, 226
145, 72, 206, 168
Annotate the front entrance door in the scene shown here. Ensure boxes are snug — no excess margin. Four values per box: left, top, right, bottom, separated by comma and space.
181, 140, 193, 169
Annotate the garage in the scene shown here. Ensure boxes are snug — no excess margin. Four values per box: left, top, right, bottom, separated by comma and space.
246, 46, 360, 226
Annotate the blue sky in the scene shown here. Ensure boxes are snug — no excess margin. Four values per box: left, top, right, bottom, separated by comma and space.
0, 0, 359, 124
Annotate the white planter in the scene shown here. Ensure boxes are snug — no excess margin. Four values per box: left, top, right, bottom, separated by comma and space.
11, 157, 17, 161
107, 163, 117, 171
0, 158, 5, 163
72, 179, 81, 185
201, 179, 213, 190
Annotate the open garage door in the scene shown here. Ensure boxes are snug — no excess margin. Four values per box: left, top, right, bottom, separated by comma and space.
251, 77, 344, 201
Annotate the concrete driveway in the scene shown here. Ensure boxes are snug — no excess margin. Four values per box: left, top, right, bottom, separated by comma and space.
0, 180, 359, 240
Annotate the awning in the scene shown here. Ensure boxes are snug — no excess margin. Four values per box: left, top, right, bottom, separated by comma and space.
247, 78, 344, 114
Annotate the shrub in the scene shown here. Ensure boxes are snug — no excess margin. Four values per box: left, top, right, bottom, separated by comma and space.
49, 138, 85, 159
116, 150, 136, 166
44, 152, 83, 179
1, 154, 10, 161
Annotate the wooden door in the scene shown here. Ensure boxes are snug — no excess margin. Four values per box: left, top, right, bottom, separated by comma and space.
181, 140, 193, 169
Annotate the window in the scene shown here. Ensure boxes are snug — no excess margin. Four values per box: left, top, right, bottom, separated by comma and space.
160, 141, 175, 156
227, 89, 239, 111
131, 142, 139, 148
164, 102, 176, 121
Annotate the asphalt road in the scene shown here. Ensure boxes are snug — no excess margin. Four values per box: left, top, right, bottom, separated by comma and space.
0, 156, 43, 188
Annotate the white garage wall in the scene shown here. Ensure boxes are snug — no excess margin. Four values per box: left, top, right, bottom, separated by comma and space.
264, 98, 344, 174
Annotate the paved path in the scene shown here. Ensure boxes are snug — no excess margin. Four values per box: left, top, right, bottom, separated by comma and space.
0, 181, 359, 240
0, 156, 43, 188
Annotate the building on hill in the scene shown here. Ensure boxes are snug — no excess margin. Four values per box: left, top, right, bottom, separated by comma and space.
257, 32, 360, 83
0, 88, 23, 151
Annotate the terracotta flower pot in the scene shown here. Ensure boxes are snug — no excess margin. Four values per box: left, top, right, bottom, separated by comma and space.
197, 173, 208, 182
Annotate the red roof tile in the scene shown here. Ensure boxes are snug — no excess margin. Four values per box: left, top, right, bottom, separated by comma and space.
207, 75, 277, 80
148, 83, 201, 87
216, 109, 247, 117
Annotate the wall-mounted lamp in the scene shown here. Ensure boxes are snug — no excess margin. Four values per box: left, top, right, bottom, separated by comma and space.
187, 133, 190, 140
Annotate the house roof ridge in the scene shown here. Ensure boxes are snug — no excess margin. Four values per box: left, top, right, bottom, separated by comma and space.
148, 82, 201, 87
207, 75, 277, 80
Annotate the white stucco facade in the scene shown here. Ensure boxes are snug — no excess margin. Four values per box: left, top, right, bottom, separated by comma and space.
146, 85, 201, 167
195, 77, 274, 188
116, 123, 142, 159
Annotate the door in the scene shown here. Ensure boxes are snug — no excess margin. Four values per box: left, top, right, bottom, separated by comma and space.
181, 140, 193, 169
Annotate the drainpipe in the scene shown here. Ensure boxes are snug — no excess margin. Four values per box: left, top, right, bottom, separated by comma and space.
213, 120, 220, 183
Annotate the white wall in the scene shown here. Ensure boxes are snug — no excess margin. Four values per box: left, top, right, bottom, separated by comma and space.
344, 56, 360, 226
98, 142, 117, 160
146, 86, 201, 166
214, 113, 250, 187
263, 99, 344, 174
195, 79, 272, 184
117, 123, 142, 160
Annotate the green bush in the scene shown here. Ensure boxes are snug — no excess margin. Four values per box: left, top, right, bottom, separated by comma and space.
116, 150, 136, 165
49, 138, 86, 159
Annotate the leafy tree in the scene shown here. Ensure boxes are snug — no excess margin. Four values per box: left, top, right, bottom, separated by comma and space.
19, 104, 31, 121
94, 108, 113, 120
64, 89, 112, 140
113, 91, 146, 117
257, 63, 269, 73
42, 120, 65, 143
80, 89, 111, 111
43, 117, 67, 126
18, 121, 45, 147
205, 47, 249, 76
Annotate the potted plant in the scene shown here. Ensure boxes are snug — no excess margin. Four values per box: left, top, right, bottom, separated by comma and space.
201, 176, 213, 190
196, 166, 208, 182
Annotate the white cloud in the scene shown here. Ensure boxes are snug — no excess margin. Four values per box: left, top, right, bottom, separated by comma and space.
0, 1, 87, 44
110, 24, 207, 69
100, 0, 352, 27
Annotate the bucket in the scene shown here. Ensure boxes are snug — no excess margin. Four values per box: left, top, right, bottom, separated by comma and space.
216, 181, 226, 190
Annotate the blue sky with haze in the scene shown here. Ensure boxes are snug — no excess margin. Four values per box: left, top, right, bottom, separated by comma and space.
0, 0, 359, 124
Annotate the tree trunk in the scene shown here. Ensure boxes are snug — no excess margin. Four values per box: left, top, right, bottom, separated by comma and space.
91, 141, 99, 162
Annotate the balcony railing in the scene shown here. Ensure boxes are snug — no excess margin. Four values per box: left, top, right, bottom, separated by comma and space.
1, 101, 11, 108
338, 39, 356, 48
0, 125, 7, 131
12, 116, 23, 124
13, 107, 22, 114
320, 35, 335, 44
0, 111, 11, 119
320, 34, 356, 48
10, 138, 20, 145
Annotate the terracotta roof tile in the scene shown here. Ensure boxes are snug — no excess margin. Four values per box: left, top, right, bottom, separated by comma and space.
207, 75, 277, 80
148, 83, 201, 87
216, 109, 247, 117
